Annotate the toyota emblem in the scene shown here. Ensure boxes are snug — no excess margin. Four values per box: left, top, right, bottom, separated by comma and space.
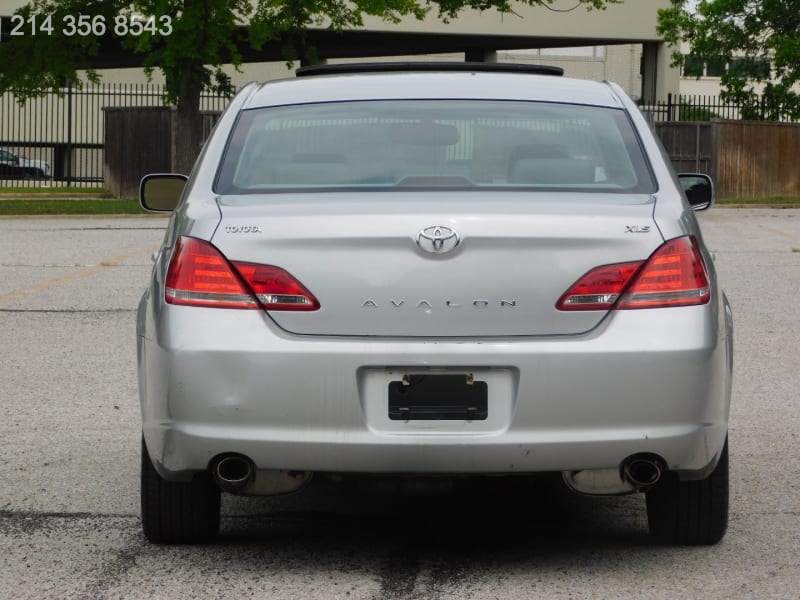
416, 225, 460, 254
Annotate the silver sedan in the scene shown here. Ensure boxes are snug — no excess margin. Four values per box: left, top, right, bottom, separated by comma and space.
137, 63, 733, 546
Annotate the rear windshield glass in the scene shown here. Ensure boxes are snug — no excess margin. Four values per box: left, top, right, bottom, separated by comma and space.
215, 100, 655, 194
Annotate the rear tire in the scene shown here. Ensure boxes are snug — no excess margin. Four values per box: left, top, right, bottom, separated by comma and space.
140, 437, 221, 544
646, 438, 729, 545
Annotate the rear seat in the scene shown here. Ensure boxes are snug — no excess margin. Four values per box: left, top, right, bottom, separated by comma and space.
509, 156, 596, 184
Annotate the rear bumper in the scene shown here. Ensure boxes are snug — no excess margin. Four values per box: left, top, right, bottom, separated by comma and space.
138, 293, 732, 482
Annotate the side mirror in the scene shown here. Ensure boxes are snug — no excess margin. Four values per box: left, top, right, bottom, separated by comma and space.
678, 173, 715, 211
140, 174, 188, 212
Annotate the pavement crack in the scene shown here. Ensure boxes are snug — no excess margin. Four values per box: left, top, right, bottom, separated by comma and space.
81, 532, 145, 600
0, 509, 138, 535
0, 308, 136, 314
14, 227, 166, 232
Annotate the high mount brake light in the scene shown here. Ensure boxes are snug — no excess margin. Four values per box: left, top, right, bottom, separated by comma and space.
557, 236, 710, 311
165, 237, 319, 311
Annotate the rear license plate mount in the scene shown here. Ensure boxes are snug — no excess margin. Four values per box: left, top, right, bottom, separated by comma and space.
388, 374, 488, 421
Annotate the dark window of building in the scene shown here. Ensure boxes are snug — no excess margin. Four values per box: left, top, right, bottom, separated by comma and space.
728, 57, 771, 79
705, 56, 728, 77
683, 54, 704, 77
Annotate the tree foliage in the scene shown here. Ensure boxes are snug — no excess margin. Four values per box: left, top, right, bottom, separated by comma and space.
1, 0, 617, 172
658, 0, 800, 120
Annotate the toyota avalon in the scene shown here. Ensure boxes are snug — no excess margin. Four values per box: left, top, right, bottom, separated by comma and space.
137, 63, 733, 545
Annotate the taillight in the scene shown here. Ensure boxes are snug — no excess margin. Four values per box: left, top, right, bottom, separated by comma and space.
556, 261, 643, 311
618, 236, 710, 309
166, 237, 257, 309
231, 261, 320, 311
557, 236, 710, 311
165, 237, 319, 311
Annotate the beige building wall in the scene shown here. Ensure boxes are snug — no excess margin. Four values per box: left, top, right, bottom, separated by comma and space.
674, 41, 800, 99
361, 0, 665, 41
94, 47, 648, 100
500, 44, 644, 99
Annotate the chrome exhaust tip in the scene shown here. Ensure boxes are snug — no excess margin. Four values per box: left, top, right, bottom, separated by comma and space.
211, 454, 254, 492
622, 456, 663, 490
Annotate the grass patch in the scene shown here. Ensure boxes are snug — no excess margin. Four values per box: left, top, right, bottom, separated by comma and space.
0, 186, 108, 195
0, 198, 147, 215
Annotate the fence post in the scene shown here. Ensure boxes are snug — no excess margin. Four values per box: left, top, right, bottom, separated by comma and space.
710, 121, 719, 196
667, 93, 674, 122
695, 122, 701, 172
66, 80, 73, 188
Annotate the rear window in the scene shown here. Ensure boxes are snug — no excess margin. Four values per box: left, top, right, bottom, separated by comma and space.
215, 100, 655, 194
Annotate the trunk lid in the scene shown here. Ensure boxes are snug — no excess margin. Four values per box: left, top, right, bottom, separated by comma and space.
211, 192, 661, 337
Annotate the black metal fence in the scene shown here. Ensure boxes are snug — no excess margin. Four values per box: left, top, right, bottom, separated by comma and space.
0, 83, 230, 188
640, 92, 800, 123
3, 85, 799, 190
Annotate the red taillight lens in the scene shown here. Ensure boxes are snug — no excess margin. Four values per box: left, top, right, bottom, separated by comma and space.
556, 261, 643, 311
166, 237, 258, 309
231, 261, 320, 311
557, 236, 710, 311
165, 237, 319, 311
618, 236, 710, 309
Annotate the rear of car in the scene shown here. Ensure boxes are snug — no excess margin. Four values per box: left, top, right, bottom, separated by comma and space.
137, 64, 733, 545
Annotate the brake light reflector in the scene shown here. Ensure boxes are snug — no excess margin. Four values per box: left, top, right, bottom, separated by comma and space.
618, 236, 710, 309
165, 237, 319, 311
557, 236, 710, 311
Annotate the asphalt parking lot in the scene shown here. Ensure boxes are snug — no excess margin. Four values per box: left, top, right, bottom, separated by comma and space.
1, 209, 799, 599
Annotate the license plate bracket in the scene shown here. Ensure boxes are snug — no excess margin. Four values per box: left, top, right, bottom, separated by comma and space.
388, 374, 488, 421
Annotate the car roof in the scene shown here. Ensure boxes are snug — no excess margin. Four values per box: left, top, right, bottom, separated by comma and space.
243, 64, 624, 110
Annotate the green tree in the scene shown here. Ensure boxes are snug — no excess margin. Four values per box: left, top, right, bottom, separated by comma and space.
658, 0, 800, 121
1, 0, 616, 174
